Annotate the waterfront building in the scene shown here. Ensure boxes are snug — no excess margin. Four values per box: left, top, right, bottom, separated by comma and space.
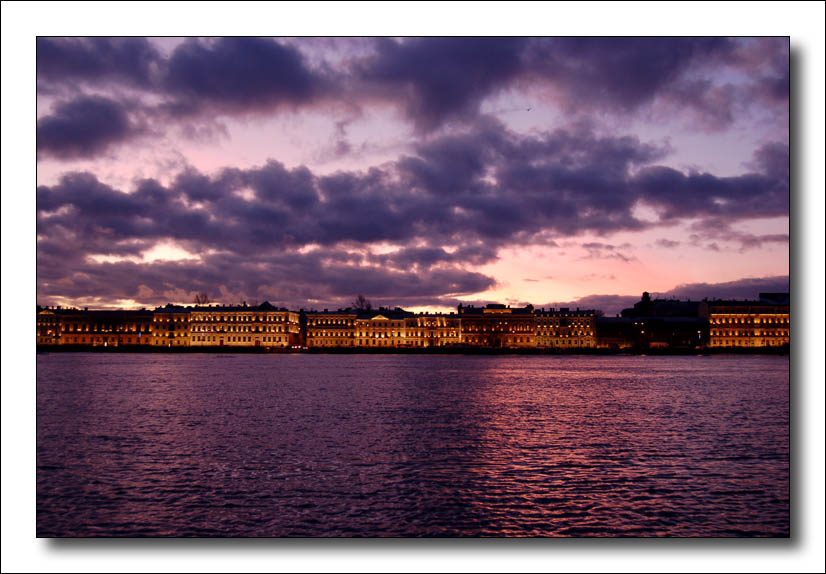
707, 293, 789, 348
305, 309, 357, 347
36, 307, 153, 346
404, 313, 462, 347
36, 292, 789, 351
354, 308, 415, 348
152, 304, 191, 347
457, 304, 536, 348
535, 308, 596, 348
189, 301, 300, 348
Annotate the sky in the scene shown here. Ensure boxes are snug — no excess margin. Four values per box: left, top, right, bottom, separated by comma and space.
5, 3, 825, 571
35, 36, 790, 315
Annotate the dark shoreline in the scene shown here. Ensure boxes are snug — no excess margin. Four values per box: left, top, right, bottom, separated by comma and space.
35, 345, 790, 356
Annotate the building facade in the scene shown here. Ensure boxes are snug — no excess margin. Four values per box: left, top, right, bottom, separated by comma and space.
535, 308, 596, 348
708, 294, 790, 348
457, 304, 536, 348
305, 310, 357, 347
36, 292, 790, 351
188, 301, 300, 348
152, 304, 191, 347
354, 309, 414, 348
404, 313, 462, 347
37, 308, 153, 346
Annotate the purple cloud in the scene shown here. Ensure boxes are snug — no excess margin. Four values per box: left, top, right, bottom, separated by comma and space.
37, 96, 142, 159
161, 38, 325, 115
36, 37, 162, 92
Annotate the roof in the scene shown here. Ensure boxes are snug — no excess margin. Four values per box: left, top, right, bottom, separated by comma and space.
355, 308, 414, 320
458, 303, 535, 316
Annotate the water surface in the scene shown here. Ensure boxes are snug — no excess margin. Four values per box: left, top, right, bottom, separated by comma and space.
37, 354, 789, 536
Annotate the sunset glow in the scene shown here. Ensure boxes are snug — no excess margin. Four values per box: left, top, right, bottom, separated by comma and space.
36, 37, 789, 314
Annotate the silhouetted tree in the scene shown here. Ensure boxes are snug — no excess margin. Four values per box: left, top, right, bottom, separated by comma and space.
194, 292, 210, 305
352, 294, 372, 310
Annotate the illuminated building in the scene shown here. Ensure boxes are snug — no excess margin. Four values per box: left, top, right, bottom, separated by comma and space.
354, 308, 414, 348
707, 293, 789, 348
306, 310, 357, 347
152, 304, 191, 347
189, 301, 300, 348
36, 307, 153, 346
35, 292, 790, 351
404, 313, 461, 347
535, 308, 596, 348
457, 304, 536, 348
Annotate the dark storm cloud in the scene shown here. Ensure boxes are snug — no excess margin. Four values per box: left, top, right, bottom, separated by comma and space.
37, 96, 142, 159
36, 121, 788, 308
359, 37, 527, 130
356, 37, 751, 131
369, 243, 500, 270
36, 248, 496, 311
631, 140, 789, 221
36, 37, 788, 154
161, 38, 325, 115
524, 37, 735, 110
36, 37, 163, 91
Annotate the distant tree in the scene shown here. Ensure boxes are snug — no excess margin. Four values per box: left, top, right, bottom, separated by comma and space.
352, 294, 372, 310
194, 292, 210, 305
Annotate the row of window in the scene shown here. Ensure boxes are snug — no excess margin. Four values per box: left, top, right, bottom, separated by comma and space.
190, 335, 286, 343
710, 339, 788, 346
191, 315, 292, 323
537, 330, 594, 337
191, 325, 287, 333
48, 336, 151, 345
711, 330, 789, 337
710, 317, 789, 325
60, 324, 151, 333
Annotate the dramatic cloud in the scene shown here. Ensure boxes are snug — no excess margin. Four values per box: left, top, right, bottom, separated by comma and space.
36, 37, 163, 92
526, 38, 733, 108
162, 38, 326, 115
359, 37, 527, 130
34, 37, 789, 310
36, 37, 790, 142
632, 141, 789, 222
37, 116, 788, 309
37, 96, 142, 159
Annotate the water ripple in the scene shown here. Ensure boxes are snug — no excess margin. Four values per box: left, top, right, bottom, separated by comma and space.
37, 354, 789, 537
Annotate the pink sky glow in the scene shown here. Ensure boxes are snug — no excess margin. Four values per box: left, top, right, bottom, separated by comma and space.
36, 37, 789, 315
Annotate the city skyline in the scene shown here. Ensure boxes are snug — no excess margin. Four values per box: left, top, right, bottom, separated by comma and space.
8, 2, 825, 568
36, 37, 789, 316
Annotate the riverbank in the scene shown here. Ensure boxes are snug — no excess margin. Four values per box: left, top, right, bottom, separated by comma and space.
35, 344, 790, 355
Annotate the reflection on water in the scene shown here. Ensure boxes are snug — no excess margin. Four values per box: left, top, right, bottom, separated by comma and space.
37, 354, 789, 536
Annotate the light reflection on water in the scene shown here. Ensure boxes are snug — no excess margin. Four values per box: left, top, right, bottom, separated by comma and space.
37, 354, 789, 536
